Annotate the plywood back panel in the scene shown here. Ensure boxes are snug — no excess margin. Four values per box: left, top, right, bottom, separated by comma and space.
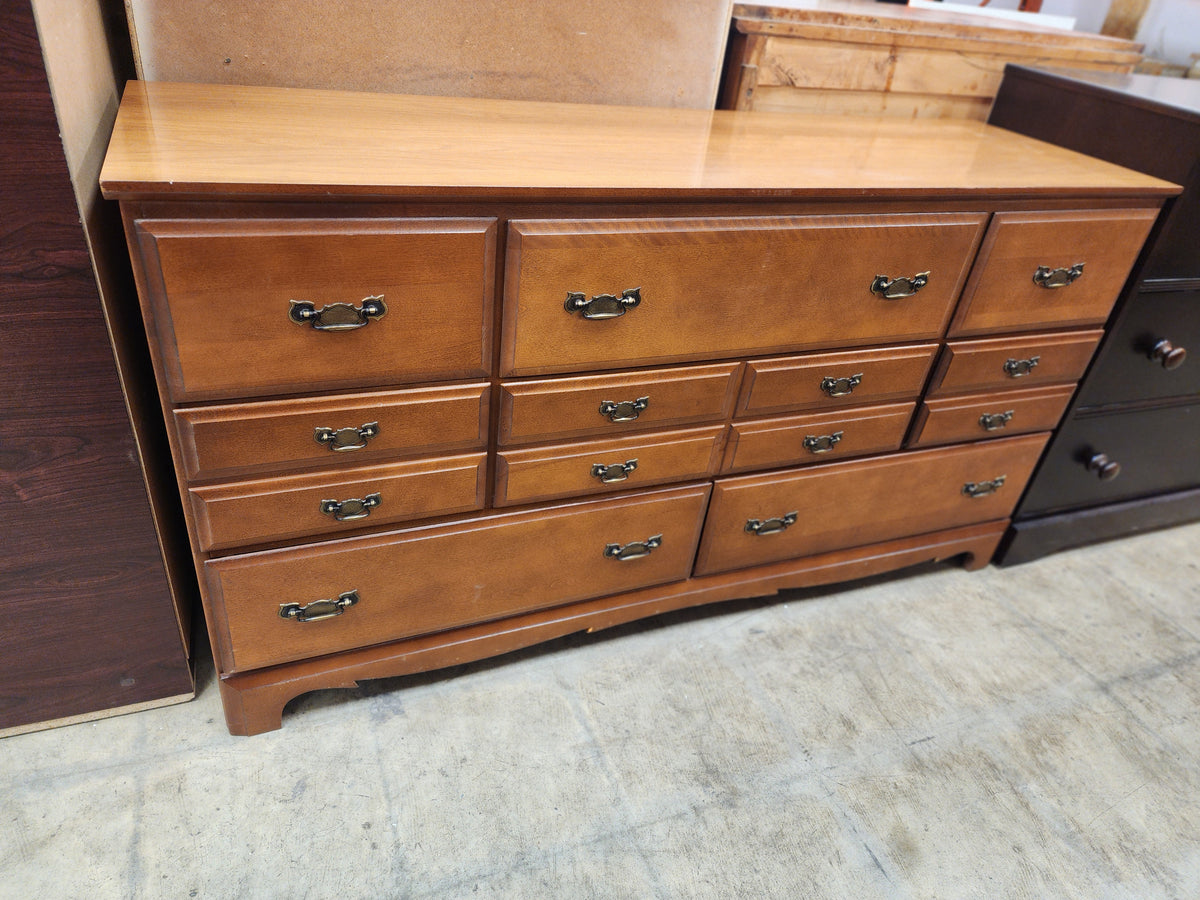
126, 0, 732, 109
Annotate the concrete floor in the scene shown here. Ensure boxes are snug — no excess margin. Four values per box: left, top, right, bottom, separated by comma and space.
2, 522, 1199, 899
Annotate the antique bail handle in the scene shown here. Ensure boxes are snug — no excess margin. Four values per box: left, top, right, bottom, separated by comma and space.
564, 287, 642, 320
591, 459, 638, 484
1003, 356, 1040, 378
745, 512, 798, 536
279, 590, 360, 623
1033, 263, 1084, 289
962, 476, 1006, 498
599, 396, 649, 423
604, 534, 662, 561
803, 432, 843, 454
979, 410, 1014, 432
289, 295, 387, 331
319, 493, 382, 521
820, 373, 862, 398
314, 422, 379, 452
870, 271, 929, 300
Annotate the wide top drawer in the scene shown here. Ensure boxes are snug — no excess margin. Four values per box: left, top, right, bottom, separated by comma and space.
501, 213, 987, 376
135, 218, 496, 401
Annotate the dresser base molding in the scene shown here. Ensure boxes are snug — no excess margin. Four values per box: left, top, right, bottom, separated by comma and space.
994, 488, 1200, 567
218, 519, 1006, 735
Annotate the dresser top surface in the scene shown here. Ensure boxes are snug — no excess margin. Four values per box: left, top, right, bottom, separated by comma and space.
100, 81, 1177, 202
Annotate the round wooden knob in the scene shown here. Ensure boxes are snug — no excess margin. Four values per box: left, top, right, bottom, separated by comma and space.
1087, 453, 1121, 481
1151, 339, 1187, 370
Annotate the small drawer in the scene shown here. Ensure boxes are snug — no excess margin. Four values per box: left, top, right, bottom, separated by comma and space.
1076, 289, 1200, 408
694, 434, 1049, 577
494, 426, 725, 507
135, 218, 496, 401
909, 385, 1075, 448
175, 383, 490, 480
737, 343, 937, 416
499, 362, 740, 445
189, 453, 488, 552
204, 483, 712, 672
723, 402, 914, 473
929, 330, 1102, 396
501, 213, 986, 376
950, 208, 1157, 337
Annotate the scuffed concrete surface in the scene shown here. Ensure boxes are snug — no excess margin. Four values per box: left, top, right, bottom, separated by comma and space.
2, 522, 1198, 898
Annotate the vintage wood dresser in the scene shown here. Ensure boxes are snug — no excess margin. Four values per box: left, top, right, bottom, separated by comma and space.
100, 81, 1174, 734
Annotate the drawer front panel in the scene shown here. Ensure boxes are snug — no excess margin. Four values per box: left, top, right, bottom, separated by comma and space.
189, 453, 488, 551
495, 426, 725, 507
205, 484, 712, 671
502, 214, 987, 376
724, 402, 914, 473
499, 362, 740, 445
695, 434, 1048, 576
950, 209, 1157, 337
930, 330, 1102, 395
137, 218, 496, 400
737, 343, 938, 416
910, 385, 1074, 448
175, 383, 490, 480
1017, 403, 1200, 516
1076, 289, 1200, 407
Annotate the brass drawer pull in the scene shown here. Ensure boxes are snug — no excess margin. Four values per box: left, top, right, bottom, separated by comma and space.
870, 271, 929, 300
820, 373, 862, 398
1033, 263, 1084, 289
962, 476, 1006, 498
1087, 452, 1121, 481
604, 533, 662, 561
313, 421, 379, 452
745, 512, 798, 536
979, 410, 1014, 432
319, 492, 381, 521
1003, 356, 1040, 378
289, 295, 387, 331
803, 431, 843, 454
591, 459, 638, 484
599, 396, 649, 423
1151, 338, 1188, 370
564, 287, 642, 320
279, 589, 359, 623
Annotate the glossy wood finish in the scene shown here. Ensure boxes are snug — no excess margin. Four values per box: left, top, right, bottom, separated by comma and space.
0, 4, 194, 732
950, 209, 1156, 337
221, 519, 1007, 735
503, 214, 986, 376
695, 435, 1048, 577
189, 453, 488, 551
99, 82, 1177, 202
929, 330, 1104, 395
205, 484, 711, 672
1075, 289, 1200, 408
909, 385, 1075, 448
174, 383, 490, 480
498, 362, 740, 445
494, 427, 725, 507
737, 343, 937, 416
135, 218, 496, 400
723, 402, 914, 473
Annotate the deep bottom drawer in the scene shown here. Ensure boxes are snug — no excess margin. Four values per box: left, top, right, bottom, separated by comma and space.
204, 483, 712, 672
695, 434, 1049, 576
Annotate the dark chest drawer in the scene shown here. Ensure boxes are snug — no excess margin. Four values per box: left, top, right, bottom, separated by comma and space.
1076, 289, 1200, 407
1019, 402, 1200, 515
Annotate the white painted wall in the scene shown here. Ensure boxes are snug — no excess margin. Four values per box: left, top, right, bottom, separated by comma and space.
1136, 0, 1200, 65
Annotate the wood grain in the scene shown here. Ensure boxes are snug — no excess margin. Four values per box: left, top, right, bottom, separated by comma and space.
909, 385, 1075, 448
0, 2, 192, 731
204, 483, 712, 672
724, 402, 915, 473
502, 213, 986, 376
99, 81, 1178, 202
694, 435, 1048, 576
930, 331, 1104, 396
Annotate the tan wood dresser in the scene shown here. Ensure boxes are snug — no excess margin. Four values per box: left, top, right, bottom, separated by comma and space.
100, 81, 1175, 734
